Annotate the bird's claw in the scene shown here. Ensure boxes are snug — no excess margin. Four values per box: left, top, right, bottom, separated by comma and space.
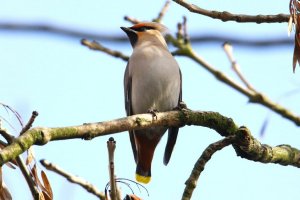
147, 109, 158, 120
173, 101, 188, 110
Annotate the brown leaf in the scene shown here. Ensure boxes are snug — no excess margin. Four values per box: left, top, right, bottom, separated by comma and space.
30, 164, 39, 183
293, 32, 300, 72
0, 183, 12, 200
0, 168, 12, 200
124, 194, 142, 200
31, 164, 46, 191
293, 14, 300, 72
39, 193, 45, 200
288, 16, 293, 36
41, 171, 53, 200
30, 165, 53, 200
26, 147, 35, 165
290, 0, 300, 72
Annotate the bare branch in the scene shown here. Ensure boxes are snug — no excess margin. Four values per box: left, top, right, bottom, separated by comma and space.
124, 16, 140, 24
0, 129, 40, 199
169, 33, 300, 126
15, 156, 40, 200
154, 0, 171, 23
182, 124, 300, 200
0, 110, 299, 169
20, 111, 39, 135
223, 42, 255, 90
40, 159, 105, 200
0, 22, 294, 47
81, 39, 129, 61
173, 0, 290, 23
107, 137, 120, 200
182, 136, 235, 200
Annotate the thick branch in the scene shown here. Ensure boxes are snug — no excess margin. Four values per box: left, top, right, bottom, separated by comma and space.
0, 110, 299, 169
173, 0, 290, 23
234, 127, 300, 165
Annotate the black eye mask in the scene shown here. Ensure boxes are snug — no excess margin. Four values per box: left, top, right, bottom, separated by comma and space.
131, 26, 155, 32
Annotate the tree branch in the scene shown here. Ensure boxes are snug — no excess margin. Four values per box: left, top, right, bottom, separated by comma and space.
0, 127, 40, 199
80, 18, 300, 128
81, 39, 129, 61
154, 0, 171, 23
0, 22, 293, 46
169, 34, 300, 126
182, 136, 235, 200
40, 159, 105, 200
181, 124, 300, 200
173, 0, 290, 23
0, 110, 299, 169
223, 42, 255, 91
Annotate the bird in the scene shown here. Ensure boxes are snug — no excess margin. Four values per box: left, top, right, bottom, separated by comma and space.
121, 22, 182, 184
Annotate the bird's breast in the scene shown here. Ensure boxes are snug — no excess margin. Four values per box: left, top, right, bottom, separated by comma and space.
129, 46, 180, 114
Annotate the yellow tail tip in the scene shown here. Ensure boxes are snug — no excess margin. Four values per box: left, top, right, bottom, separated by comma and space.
135, 174, 151, 184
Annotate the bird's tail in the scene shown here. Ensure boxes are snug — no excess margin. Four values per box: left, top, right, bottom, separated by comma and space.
134, 133, 160, 184
135, 146, 154, 184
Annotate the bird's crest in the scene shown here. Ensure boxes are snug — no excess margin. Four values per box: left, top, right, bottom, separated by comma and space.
131, 22, 168, 35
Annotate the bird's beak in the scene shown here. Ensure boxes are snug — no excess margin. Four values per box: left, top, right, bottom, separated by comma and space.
120, 27, 135, 34
121, 27, 138, 47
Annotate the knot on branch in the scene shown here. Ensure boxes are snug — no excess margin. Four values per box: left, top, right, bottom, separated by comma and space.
38, 128, 52, 145
233, 126, 263, 160
235, 126, 251, 147
179, 108, 191, 126
135, 117, 150, 126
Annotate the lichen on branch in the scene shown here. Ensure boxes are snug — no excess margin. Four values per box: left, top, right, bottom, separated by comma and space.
0, 110, 299, 170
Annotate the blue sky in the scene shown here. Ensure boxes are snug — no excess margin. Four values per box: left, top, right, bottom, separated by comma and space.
1, 0, 300, 199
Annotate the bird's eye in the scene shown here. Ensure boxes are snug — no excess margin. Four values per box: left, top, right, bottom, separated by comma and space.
138, 27, 148, 32
132, 26, 154, 32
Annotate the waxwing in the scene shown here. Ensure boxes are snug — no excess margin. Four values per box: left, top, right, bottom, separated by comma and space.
121, 22, 182, 184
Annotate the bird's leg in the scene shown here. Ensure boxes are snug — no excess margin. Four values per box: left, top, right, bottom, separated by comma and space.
173, 101, 189, 111
147, 109, 158, 120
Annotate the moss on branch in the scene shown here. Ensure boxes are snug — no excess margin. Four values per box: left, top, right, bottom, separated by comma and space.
0, 109, 299, 169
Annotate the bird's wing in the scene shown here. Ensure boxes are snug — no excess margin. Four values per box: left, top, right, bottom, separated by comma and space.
124, 62, 138, 163
163, 68, 182, 165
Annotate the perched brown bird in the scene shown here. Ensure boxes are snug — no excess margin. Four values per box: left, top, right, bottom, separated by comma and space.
121, 22, 182, 184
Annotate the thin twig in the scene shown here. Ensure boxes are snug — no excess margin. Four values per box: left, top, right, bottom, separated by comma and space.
0, 102, 23, 128
18, 111, 40, 200
154, 0, 171, 23
173, 0, 290, 23
223, 42, 255, 90
81, 39, 129, 61
107, 137, 120, 200
0, 129, 14, 144
182, 136, 235, 200
123, 16, 140, 24
40, 159, 105, 200
16, 156, 40, 199
170, 33, 300, 126
20, 111, 39, 135
0, 128, 40, 199
0, 22, 294, 46
182, 16, 189, 42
